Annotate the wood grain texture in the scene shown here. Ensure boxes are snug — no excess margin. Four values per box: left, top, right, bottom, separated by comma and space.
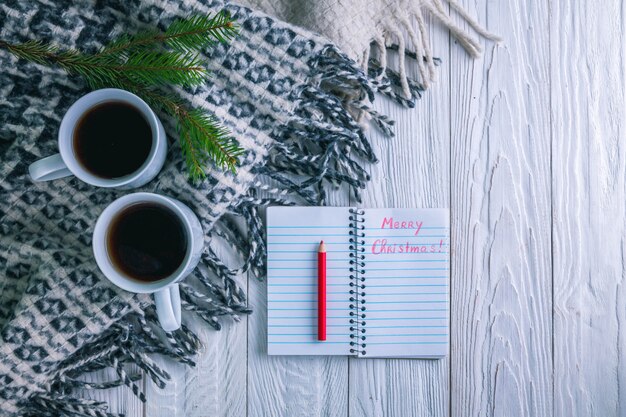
78, 366, 143, 416
187, 239, 248, 417
145, 349, 186, 417
551, 2, 626, 416
89, 1, 626, 416
146, 239, 248, 417
347, 11, 451, 417
449, 1, 553, 416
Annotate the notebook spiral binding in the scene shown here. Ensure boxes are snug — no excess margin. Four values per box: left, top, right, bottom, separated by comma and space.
348, 208, 366, 356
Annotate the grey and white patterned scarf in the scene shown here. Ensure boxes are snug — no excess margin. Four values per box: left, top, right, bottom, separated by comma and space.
240, 0, 500, 105
0, 0, 394, 415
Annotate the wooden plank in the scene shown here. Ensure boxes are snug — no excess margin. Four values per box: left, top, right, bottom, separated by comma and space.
78, 366, 144, 417
449, 1, 552, 416
347, 11, 451, 417
182, 312, 247, 417
551, 1, 626, 416
184, 234, 248, 417
147, 238, 249, 417
247, 188, 350, 417
146, 352, 186, 417
215, 308, 248, 417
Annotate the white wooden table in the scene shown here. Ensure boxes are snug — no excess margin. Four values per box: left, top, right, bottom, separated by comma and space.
88, 1, 624, 416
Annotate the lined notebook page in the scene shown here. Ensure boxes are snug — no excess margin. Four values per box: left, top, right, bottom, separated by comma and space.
361, 208, 450, 358
267, 207, 352, 355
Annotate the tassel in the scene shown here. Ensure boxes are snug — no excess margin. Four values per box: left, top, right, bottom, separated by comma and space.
362, 0, 500, 104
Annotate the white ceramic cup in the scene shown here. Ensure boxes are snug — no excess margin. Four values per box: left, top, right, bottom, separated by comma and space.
93, 193, 204, 331
28, 88, 167, 189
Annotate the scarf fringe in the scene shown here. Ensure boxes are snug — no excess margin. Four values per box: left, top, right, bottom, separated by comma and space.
18, 42, 391, 417
19, 272, 246, 416
22, 312, 189, 416
366, 0, 501, 106
253, 45, 389, 211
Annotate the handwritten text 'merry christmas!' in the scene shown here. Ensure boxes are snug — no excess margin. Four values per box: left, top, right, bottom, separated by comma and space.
371, 217, 445, 255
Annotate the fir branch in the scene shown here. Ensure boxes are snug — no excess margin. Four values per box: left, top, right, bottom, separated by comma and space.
121, 50, 207, 86
99, 30, 162, 57
3, 46, 207, 88
99, 11, 237, 57
176, 109, 242, 175
165, 12, 238, 51
0, 39, 58, 65
0, 11, 242, 181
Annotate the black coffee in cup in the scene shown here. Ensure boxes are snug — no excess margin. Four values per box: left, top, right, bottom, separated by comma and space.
107, 203, 188, 282
73, 101, 152, 178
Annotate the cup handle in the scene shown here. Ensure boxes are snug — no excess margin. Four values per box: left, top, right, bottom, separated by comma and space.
154, 284, 182, 331
28, 154, 73, 181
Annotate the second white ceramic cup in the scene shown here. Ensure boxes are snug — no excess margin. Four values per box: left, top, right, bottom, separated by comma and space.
28, 88, 167, 189
93, 193, 204, 331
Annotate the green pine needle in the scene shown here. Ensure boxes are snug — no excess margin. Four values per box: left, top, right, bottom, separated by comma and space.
99, 30, 162, 57
0, 40, 58, 65
98, 11, 238, 57
177, 108, 243, 176
123, 50, 207, 86
165, 12, 238, 51
0, 10, 242, 181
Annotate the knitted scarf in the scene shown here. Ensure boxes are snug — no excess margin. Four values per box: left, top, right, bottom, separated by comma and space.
240, 0, 501, 105
0, 0, 494, 416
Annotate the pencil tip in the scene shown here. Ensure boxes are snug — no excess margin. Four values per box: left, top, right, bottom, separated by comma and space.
319, 240, 326, 252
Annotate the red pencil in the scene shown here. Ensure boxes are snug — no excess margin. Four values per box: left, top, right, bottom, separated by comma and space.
318, 240, 327, 341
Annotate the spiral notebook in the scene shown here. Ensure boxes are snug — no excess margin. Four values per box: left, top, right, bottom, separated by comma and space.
266, 207, 450, 358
